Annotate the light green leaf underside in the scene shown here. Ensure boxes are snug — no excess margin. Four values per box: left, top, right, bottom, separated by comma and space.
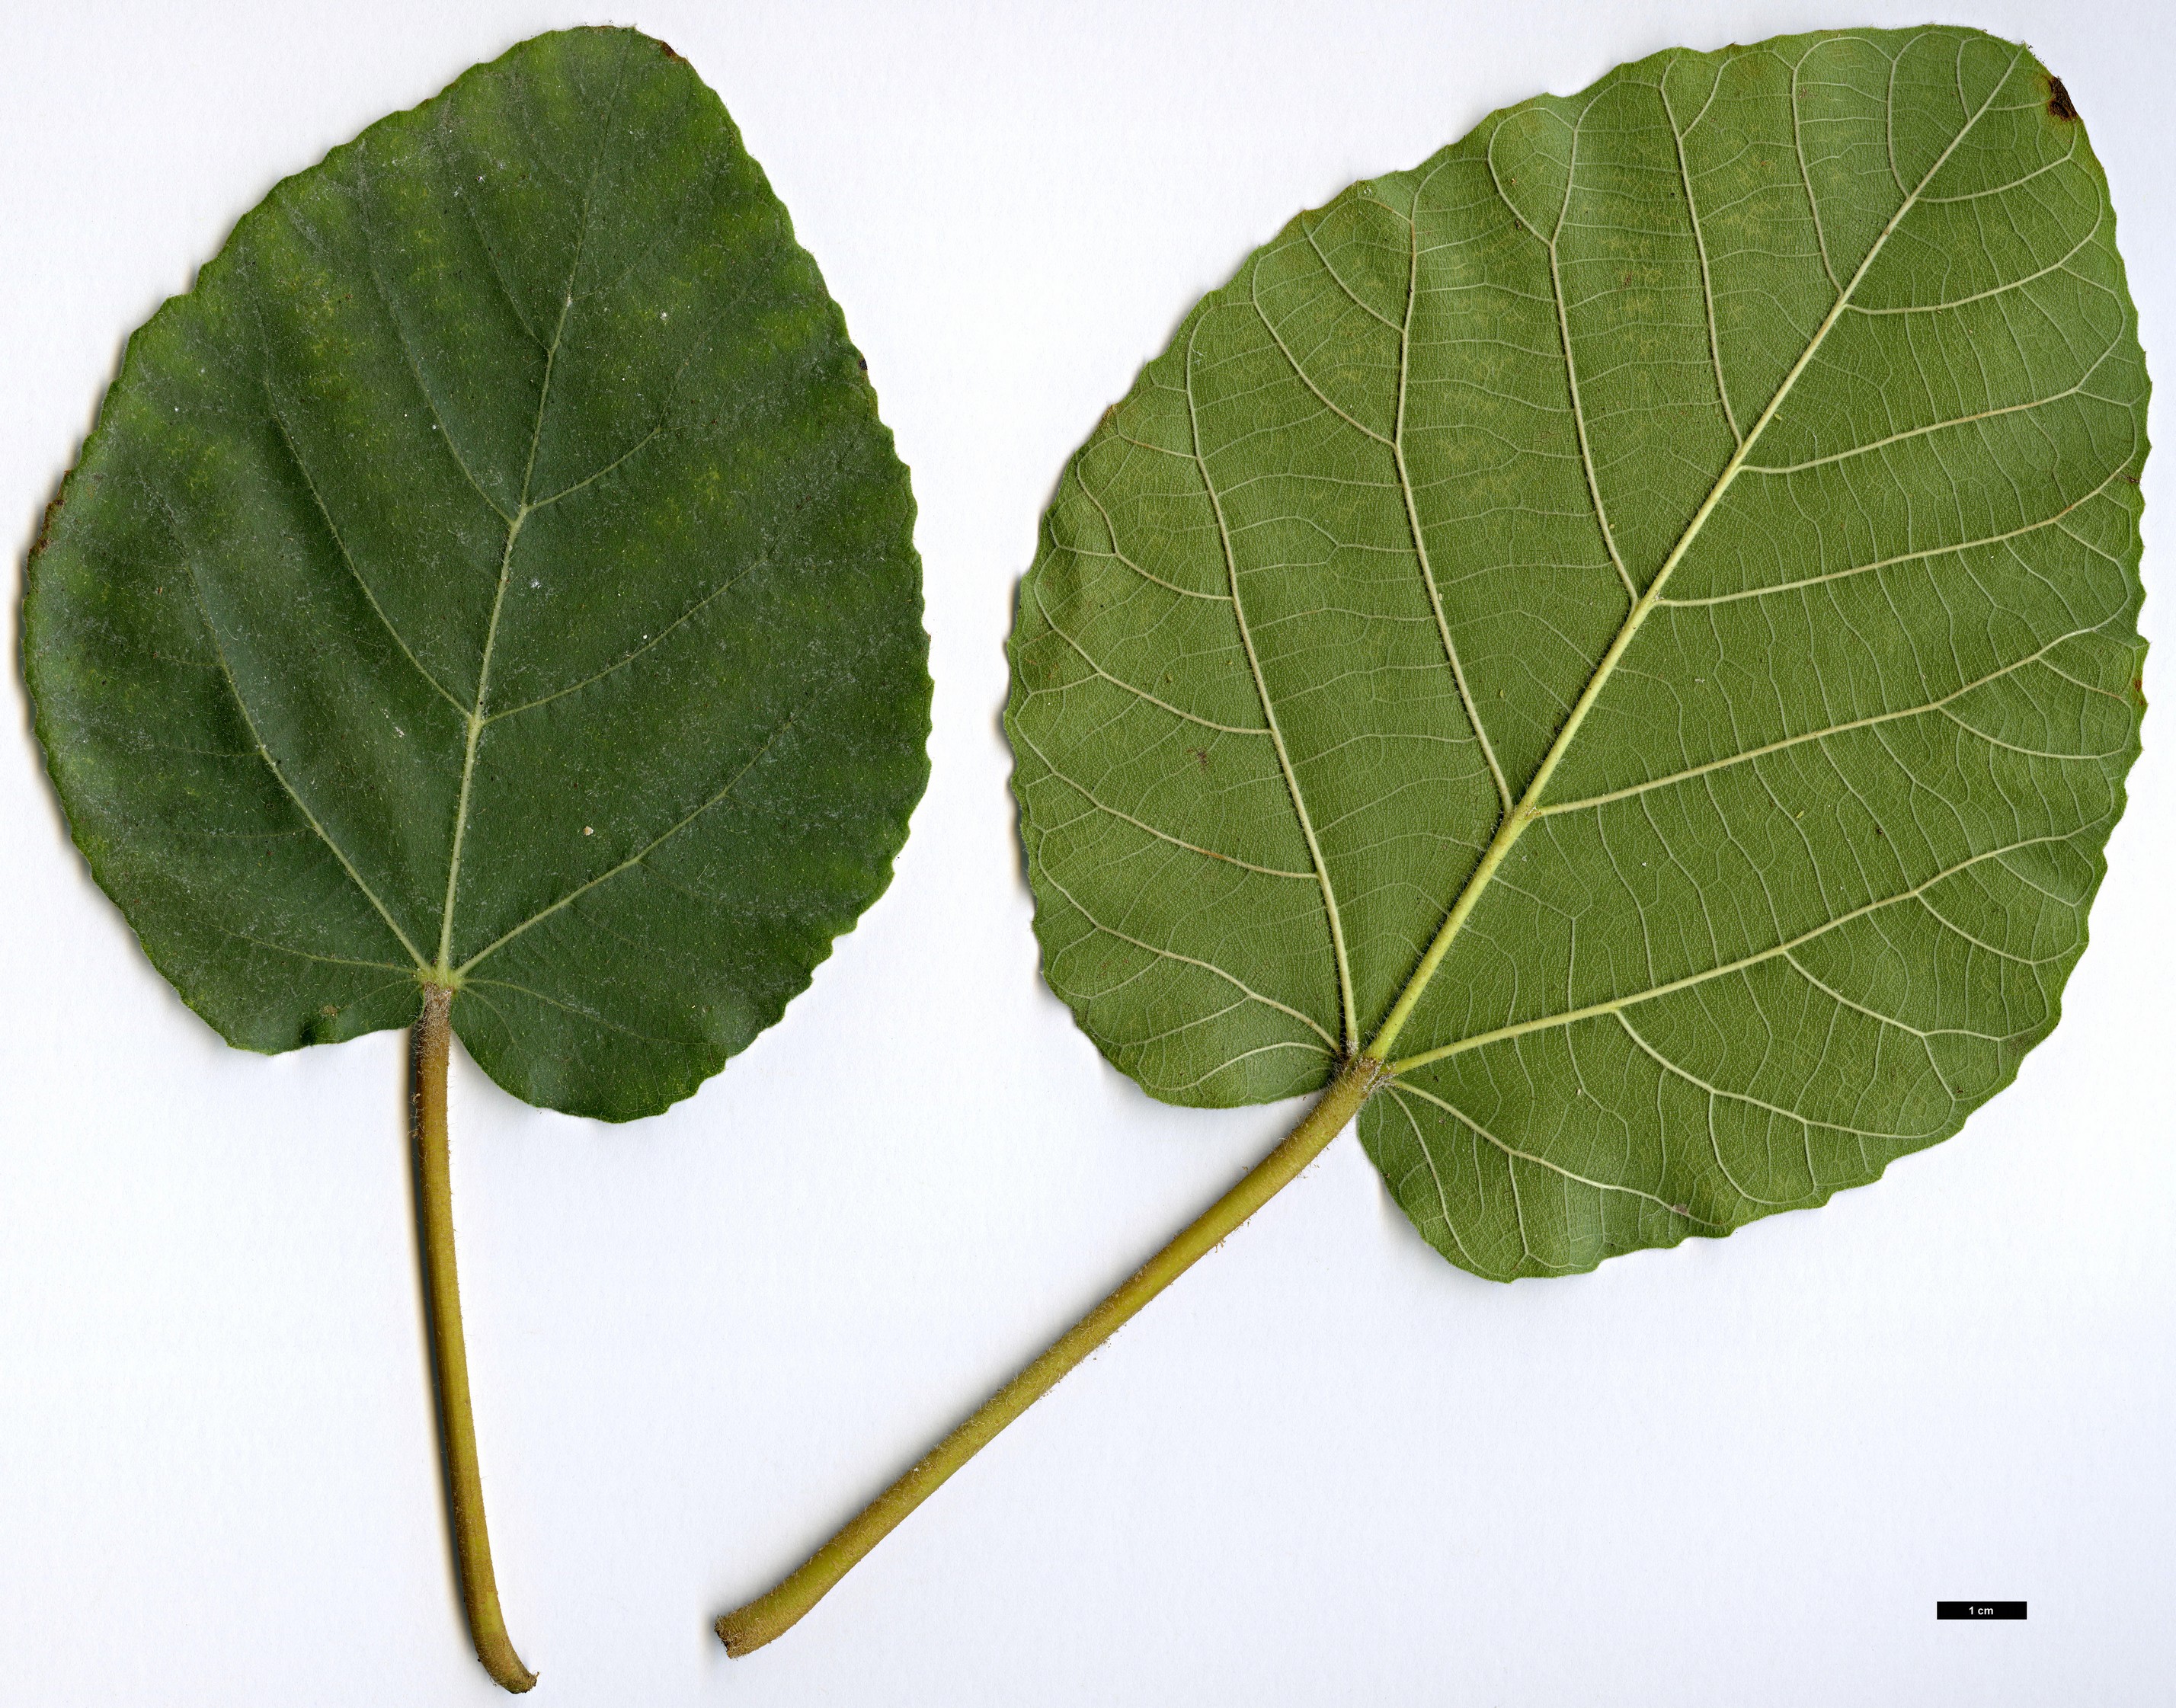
1006, 26, 2146, 1278
26, 28, 931, 1121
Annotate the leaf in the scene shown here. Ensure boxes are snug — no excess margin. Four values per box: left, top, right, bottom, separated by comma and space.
25, 28, 930, 1687
24, 26, 930, 1124
1008, 24, 2146, 1280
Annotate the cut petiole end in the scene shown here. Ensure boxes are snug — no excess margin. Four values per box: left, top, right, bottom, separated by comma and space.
715, 1604, 784, 1660
475, 1630, 539, 1694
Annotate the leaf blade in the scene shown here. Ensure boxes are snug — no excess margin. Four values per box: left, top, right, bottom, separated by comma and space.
26, 27, 931, 1119
1007, 24, 2146, 1274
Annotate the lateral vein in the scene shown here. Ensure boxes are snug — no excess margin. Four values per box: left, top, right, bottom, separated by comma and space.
165, 510, 427, 971
453, 710, 793, 977
264, 404, 469, 716
1387, 827, 2072, 1074
1532, 625, 2102, 817
1183, 315, 1361, 1050
1392, 190, 1514, 816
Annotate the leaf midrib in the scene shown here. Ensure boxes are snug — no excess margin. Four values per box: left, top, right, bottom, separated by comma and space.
430, 35, 629, 980
178, 34, 666, 994
1355, 40, 2024, 1073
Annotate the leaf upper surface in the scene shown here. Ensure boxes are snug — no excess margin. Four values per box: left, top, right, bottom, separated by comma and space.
26, 27, 932, 1121
1006, 26, 2146, 1278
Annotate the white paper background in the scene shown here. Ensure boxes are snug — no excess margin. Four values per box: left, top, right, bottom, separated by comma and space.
3, 2, 2170, 1703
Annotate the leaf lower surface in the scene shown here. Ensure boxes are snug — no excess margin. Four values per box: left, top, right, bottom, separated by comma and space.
1006, 25, 2146, 1278
25, 27, 931, 1121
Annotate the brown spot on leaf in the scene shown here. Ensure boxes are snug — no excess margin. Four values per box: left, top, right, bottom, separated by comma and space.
2047, 76, 2078, 122
1190, 747, 1210, 772
32, 491, 63, 555
657, 38, 683, 61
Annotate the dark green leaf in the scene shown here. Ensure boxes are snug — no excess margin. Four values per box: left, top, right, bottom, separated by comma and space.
1008, 24, 2146, 1277
26, 26, 930, 1120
